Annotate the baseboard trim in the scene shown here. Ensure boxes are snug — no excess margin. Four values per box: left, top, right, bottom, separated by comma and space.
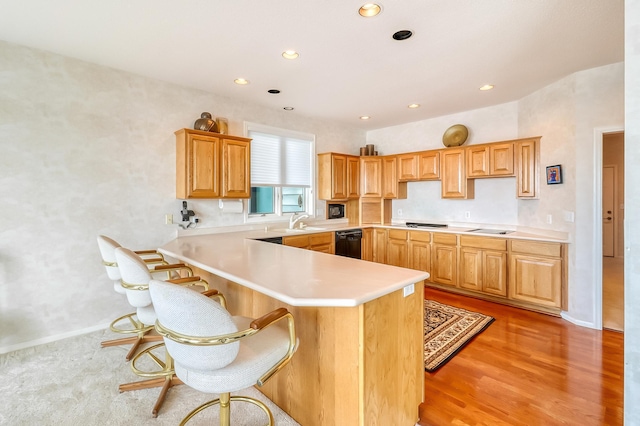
0, 323, 110, 355
560, 311, 599, 330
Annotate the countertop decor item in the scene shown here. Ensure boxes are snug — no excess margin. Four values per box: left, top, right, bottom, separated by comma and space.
442, 124, 469, 147
423, 299, 494, 372
194, 112, 218, 133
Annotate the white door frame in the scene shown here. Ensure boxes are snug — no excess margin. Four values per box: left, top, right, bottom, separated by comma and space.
593, 126, 624, 330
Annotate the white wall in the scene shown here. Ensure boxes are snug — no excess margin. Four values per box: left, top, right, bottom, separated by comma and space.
0, 40, 365, 352
367, 63, 625, 328
624, 0, 640, 422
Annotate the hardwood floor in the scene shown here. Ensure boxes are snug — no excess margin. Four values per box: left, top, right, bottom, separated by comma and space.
419, 288, 624, 426
603, 256, 624, 331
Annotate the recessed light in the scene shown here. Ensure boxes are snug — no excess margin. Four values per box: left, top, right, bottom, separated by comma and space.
282, 50, 299, 59
392, 30, 413, 41
360, 116, 371, 120
479, 84, 494, 91
408, 103, 420, 109
359, 3, 382, 17
268, 89, 281, 94
234, 78, 249, 85
284, 107, 294, 111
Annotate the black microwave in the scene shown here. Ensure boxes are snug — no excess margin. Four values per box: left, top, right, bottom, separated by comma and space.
328, 203, 345, 219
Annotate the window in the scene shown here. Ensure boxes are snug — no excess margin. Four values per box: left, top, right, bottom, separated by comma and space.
245, 123, 315, 221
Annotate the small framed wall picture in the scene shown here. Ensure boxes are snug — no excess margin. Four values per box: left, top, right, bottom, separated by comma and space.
546, 165, 563, 185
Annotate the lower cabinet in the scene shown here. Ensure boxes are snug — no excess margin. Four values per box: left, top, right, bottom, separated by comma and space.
361, 228, 373, 261
283, 232, 334, 254
430, 233, 458, 286
386, 229, 408, 267
508, 240, 564, 309
408, 231, 431, 274
372, 228, 387, 264
459, 236, 507, 297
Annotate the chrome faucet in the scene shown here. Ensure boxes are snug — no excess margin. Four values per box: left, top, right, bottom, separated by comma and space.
289, 213, 309, 229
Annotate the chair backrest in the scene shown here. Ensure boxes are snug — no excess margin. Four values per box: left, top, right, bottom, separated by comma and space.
114, 247, 153, 308
97, 235, 122, 281
149, 279, 240, 370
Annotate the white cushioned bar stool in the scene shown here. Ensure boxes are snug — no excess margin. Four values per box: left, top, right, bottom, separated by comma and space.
97, 235, 194, 361
149, 279, 298, 426
115, 247, 222, 417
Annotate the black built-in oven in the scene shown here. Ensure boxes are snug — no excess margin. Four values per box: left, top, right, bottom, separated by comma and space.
335, 229, 362, 259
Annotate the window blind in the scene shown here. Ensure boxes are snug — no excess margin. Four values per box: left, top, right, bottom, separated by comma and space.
249, 130, 312, 187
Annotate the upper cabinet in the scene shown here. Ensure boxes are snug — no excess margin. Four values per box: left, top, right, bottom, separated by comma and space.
441, 148, 474, 199
176, 128, 251, 199
360, 156, 383, 198
397, 150, 440, 181
466, 142, 514, 178
515, 138, 540, 199
318, 153, 360, 201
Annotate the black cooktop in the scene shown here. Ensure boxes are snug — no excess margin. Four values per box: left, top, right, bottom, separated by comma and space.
405, 222, 448, 228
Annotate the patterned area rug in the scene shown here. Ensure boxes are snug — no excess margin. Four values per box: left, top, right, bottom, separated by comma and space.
424, 299, 495, 372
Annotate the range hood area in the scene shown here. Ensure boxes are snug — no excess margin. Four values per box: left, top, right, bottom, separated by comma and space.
403, 222, 514, 235
465, 228, 514, 235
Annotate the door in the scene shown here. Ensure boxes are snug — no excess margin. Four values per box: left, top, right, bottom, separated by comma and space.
602, 165, 615, 257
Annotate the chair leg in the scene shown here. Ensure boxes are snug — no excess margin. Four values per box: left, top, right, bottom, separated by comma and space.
219, 392, 230, 426
152, 376, 183, 418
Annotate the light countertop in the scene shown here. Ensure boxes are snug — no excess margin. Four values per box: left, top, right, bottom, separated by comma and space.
159, 230, 429, 308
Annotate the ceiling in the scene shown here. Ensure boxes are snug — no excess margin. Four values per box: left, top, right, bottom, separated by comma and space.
0, 0, 624, 130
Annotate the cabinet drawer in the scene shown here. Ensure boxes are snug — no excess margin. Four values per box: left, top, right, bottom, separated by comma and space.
283, 235, 309, 248
460, 235, 507, 251
409, 231, 431, 243
388, 229, 408, 241
510, 240, 562, 257
432, 233, 458, 245
309, 232, 332, 246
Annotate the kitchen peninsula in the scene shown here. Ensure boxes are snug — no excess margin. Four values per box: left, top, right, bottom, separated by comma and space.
159, 230, 430, 426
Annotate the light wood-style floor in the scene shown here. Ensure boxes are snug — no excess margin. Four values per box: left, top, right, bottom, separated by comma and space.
603, 256, 624, 331
419, 288, 624, 426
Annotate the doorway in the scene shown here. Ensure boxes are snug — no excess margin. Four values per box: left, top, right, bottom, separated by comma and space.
602, 132, 624, 332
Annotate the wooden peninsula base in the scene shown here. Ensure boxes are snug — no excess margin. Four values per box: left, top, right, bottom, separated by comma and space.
195, 267, 425, 426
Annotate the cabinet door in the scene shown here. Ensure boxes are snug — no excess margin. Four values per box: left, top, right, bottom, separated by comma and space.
346, 156, 360, 199
418, 151, 440, 180
509, 254, 561, 308
381, 156, 399, 199
361, 157, 382, 198
459, 247, 483, 291
283, 235, 309, 249
186, 133, 220, 198
441, 149, 473, 199
361, 228, 373, 261
372, 228, 387, 264
482, 250, 507, 296
490, 142, 514, 176
397, 154, 419, 181
331, 154, 348, 200
221, 138, 250, 198
386, 230, 408, 267
515, 139, 539, 198
408, 240, 431, 275
431, 244, 457, 286
309, 232, 334, 254
466, 146, 490, 178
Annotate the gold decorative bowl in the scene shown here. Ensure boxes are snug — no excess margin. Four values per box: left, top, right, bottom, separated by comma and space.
442, 124, 469, 147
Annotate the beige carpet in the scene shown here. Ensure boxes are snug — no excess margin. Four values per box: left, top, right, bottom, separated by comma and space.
424, 299, 494, 372
0, 329, 300, 425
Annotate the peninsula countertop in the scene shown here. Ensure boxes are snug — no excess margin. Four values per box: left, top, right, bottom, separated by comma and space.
159, 230, 430, 307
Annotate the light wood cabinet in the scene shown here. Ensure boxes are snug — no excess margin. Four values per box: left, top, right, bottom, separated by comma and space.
360, 157, 383, 198
508, 239, 564, 309
176, 129, 250, 199
408, 231, 431, 275
419, 151, 440, 180
459, 236, 507, 297
441, 148, 474, 199
467, 142, 514, 178
318, 153, 359, 201
430, 233, 458, 286
381, 156, 406, 199
386, 229, 408, 267
361, 228, 373, 261
372, 228, 387, 264
397, 153, 419, 181
283, 232, 334, 254
515, 138, 540, 198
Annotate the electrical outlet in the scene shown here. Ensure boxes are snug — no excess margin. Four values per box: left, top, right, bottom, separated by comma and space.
546, 214, 552, 224
464, 211, 471, 219
165, 214, 173, 225
397, 209, 403, 217
403, 284, 415, 297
